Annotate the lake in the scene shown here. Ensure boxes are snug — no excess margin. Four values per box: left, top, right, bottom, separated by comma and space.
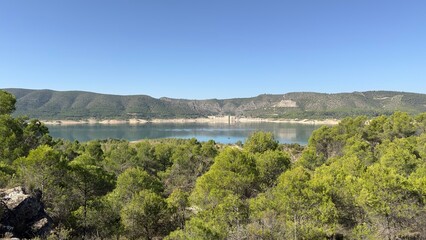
48, 122, 322, 145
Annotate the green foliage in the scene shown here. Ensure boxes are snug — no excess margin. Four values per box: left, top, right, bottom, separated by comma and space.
383, 111, 417, 139
297, 126, 333, 170
244, 131, 278, 154
415, 112, 426, 134
0, 90, 16, 115
135, 141, 158, 175
0, 91, 52, 163
153, 142, 174, 171
0, 115, 25, 162
246, 192, 285, 239
167, 189, 190, 230
166, 215, 225, 240
170, 193, 248, 240
356, 164, 421, 239
68, 162, 115, 236
190, 147, 258, 210
161, 139, 217, 194
103, 141, 138, 174
69, 162, 115, 201
231, 112, 426, 239
377, 138, 422, 176
0, 117, 52, 163
22, 119, 52, 150
0, 162, 15, 187
255, 150, 291, 189
84, 140, 104, 162
410, 164, 426, 197
53, 139, 80, 161
121, 190, 168, 240
71, 153, 98, 166
14, 145, 63, 192
14, 145, 71, 223
273, 166, 338, 239
3, 91, 426, 240
110, 167, 163, 206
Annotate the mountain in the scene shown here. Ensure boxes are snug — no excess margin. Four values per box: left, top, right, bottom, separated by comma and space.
4, 88, 426, 120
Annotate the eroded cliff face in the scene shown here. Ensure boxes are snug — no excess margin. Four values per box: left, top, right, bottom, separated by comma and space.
0, 187, 52, 239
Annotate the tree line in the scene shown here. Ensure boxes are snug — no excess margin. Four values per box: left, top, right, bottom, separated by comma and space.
1, 90, 426, 239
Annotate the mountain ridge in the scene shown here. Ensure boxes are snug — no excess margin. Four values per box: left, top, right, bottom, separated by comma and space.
4, 88, 426, 120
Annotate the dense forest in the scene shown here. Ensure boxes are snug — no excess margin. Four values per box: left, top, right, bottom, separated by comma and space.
5, 88, 426, 120
1, 89, 426, 239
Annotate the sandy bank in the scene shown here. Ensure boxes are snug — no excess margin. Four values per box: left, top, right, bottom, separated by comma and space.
42, 116, 340, 126
237, 118, 339, 125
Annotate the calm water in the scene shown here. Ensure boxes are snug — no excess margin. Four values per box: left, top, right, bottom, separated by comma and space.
48, 122, 321, 145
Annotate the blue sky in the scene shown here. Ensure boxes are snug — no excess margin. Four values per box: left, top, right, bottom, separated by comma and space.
1, 1, 425, 99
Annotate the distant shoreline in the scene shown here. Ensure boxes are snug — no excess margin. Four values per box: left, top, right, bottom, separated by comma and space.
41, 116, 340, 126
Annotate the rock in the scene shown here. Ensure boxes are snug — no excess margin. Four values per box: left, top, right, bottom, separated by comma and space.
274, 99, 298, 108
0, 187, 52, 238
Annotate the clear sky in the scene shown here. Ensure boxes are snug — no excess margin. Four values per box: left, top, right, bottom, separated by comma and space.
1, 1, 425, 99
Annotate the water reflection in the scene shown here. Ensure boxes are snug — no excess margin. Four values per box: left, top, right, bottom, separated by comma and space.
48, 122, 321, 144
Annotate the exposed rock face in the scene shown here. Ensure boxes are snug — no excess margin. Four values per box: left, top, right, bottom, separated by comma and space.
0, 187, 52, 238
274, 99, 298, 108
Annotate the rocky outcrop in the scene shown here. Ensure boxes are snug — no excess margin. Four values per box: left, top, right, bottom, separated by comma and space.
274, 99, 298, 108
0, 187, 52, 239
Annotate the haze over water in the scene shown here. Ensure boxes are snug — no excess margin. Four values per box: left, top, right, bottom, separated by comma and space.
48, 122, 321, 144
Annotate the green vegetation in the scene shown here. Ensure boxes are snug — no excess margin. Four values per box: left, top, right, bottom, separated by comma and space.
2, 89, 426, 239
5, 88, 426, 120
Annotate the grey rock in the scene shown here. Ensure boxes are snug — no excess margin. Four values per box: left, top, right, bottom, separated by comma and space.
0, 187, 52, 238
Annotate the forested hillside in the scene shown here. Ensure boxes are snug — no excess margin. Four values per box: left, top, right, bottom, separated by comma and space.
1, 90, 426, 239
5, 88, 426, 120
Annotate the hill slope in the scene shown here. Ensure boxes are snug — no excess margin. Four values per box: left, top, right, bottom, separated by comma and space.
4, 88, 426, 120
